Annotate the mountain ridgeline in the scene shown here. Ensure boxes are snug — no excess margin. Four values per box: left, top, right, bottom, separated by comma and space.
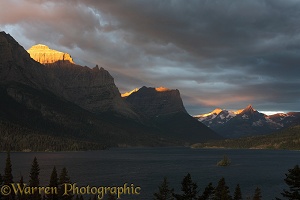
0, 31, 220, 151
195, 105, 300, 138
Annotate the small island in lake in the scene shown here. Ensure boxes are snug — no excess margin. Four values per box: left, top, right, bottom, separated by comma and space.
217, 155, 231, 166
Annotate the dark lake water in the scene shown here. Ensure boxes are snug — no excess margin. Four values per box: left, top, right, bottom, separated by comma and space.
0, 147, 299, 199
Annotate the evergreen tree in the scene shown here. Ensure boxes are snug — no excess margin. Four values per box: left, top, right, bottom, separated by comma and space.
46, 166, 59, 200
173, 173, 199, 200
233, 184, 242, 200
28, 157, 41, 200
153, 177, 174, 200
3, 151, 15, 200
3, 152, 13, 184
214, 177, 231, 200
253, 187, 262, 200
199, 182, 214, 200
59, 167, 73, 200
18, 175, 27, 200
279, 165, 300, 199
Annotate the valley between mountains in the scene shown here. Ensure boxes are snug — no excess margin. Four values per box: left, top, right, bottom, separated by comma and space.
1, 31, 299, 151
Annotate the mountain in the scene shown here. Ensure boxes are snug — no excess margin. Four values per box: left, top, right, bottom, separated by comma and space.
195, 105, 300, 138
268, 112, 300, 127
0, 31, 219, 150
124, 86, 188, 118
124, 86, 222, 142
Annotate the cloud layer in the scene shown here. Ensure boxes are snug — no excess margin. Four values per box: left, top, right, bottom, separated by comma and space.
1, 0, 300, 114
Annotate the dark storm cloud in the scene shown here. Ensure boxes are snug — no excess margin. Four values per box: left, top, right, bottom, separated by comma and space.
1, 0, 300, 114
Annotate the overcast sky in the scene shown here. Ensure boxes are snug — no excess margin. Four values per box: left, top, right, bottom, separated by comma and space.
1, 0, 300, 115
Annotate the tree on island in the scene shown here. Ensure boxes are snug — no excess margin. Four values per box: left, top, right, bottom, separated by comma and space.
217, 155, 231, 167
233, 184, 242, 200
153, 177, 175, 200
29, 157, 42, 200
173, 173, 199, 200
277, 165, 300, 200
214, 177, 232, 200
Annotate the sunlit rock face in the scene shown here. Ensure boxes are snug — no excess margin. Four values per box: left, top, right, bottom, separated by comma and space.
27, 44, 75, 64
121, 88, 139, 97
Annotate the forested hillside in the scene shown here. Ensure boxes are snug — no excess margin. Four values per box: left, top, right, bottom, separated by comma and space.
192, 125, 300, 150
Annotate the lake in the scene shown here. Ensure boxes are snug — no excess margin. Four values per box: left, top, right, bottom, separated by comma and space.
0, 147, 299, 199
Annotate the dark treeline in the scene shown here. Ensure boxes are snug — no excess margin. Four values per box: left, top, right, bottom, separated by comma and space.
153, 167, 300, 200
153, 174, 260, 200
0, 122, 108, 151
1, 152, 299, 200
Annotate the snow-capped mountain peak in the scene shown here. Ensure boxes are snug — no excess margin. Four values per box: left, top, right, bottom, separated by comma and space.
239, 104, 256, 115
194, 105, 300, 138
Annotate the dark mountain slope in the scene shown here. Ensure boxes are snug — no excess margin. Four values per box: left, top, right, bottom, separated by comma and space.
0, 81, 172, 150
125, 86, 222, 143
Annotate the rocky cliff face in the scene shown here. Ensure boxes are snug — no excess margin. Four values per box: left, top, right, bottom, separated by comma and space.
45, 61, 138, 118
27, 44, 74, 64
125, 86, 187, 118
